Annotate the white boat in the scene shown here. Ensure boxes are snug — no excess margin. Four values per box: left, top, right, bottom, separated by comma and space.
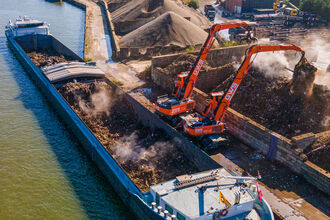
147, 168, 274, 220
5, 16, 49, 38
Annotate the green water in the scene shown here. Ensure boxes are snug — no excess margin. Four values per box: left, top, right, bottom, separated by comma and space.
0, 0, 131, 219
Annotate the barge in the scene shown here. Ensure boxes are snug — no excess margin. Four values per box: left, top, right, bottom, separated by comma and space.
5, 17, 274, 220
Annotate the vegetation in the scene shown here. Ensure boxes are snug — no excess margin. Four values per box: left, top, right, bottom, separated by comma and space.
83, 57, 93, 62
113, 80, 124, 86
299, 0, 330, 23
222, 40, 241, 47
137, 65, 152, 81
184, 0, 199, 9
185, 45, 196, 52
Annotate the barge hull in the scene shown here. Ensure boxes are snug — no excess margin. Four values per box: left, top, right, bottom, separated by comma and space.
6, 33, 163, 220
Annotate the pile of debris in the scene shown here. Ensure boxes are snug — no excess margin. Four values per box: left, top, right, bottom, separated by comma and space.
305, 131, 329, 171
153, 53, 236, 92
26, 48, 76, 68
215, 63, 329, 138
58, 81, 198, 192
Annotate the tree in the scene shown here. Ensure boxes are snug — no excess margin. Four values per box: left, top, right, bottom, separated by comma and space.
188, 0, 199, 9
184, 0, 199, 10
300, 0, 330, 23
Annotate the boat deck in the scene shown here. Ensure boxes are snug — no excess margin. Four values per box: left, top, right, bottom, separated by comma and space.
151, 169, 258, 219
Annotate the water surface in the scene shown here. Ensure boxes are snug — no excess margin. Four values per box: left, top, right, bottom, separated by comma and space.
0, 0, 131, 219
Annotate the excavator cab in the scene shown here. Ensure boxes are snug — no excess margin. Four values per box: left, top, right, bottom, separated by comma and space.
202, 91, 224, 118
172, 72, 189, 97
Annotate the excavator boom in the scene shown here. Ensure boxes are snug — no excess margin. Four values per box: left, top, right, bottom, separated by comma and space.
181, 22, 251, 100
213, 44, 304, 122
183, 44, 305, 138
155, 22, 254, 118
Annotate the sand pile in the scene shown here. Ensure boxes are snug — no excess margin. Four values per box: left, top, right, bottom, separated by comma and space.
58, 81, 198, 192
112, 0, 210, 33
119, 11, 209, 48
26, 48, 77, 68
214, 64, 330, 139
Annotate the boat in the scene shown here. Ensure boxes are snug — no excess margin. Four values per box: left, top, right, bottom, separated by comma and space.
5, 17, 274, 220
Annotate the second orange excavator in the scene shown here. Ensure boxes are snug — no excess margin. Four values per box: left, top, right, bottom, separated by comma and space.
154, 22, 255, 122
182, 44, 306, 149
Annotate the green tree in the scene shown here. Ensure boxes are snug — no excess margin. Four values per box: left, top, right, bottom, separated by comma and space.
300, 0, 330, 23
188, 0, 199, 9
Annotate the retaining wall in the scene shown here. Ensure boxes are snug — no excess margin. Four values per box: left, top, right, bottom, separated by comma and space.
193, 88, 330, 195
151, 45, 248, 92
118, 45, 189, 60
105, 77, 221, 171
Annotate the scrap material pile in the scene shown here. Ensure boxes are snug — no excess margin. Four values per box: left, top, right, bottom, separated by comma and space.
26, 48, 77, 68
58, 81, 198, 192
154, 54, 236, 92
214, 61, 329, 169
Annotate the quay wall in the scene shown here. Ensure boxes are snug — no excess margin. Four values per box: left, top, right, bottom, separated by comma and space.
151, 45, 248, 93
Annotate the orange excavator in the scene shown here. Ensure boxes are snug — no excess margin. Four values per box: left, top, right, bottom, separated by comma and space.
154, 22, 255, 122
183, 44, 306, 148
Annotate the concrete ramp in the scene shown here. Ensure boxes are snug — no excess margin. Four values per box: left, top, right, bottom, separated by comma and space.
43, 62, 105, 83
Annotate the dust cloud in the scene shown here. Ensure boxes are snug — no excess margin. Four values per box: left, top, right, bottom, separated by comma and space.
250, 31, 330, 88
78, 86, 113, 117
112, 132, 174, 164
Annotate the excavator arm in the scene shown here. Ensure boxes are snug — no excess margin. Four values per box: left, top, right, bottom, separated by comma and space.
213, 44, 305, 122
183, 44, 305, 138
178, 22, 252, 100
155, 22, 254, 118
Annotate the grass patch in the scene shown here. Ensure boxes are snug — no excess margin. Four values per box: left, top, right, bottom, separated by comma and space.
185, 45, 196, 52
113, 80, 124, 86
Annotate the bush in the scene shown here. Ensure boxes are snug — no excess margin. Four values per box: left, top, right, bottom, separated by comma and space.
188, 0, 199, 9
185, 45, 195, 52
184, 0, 199, 9
300, 0, 330, 23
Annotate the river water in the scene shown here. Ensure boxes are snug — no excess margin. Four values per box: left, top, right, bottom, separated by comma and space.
0, 0, 131, 219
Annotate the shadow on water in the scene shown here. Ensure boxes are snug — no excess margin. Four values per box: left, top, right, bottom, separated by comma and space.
2, 37, 136, 219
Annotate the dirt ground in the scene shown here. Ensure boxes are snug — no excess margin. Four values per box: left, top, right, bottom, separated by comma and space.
58, 81, 198, 192
26, 48, 77, 68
